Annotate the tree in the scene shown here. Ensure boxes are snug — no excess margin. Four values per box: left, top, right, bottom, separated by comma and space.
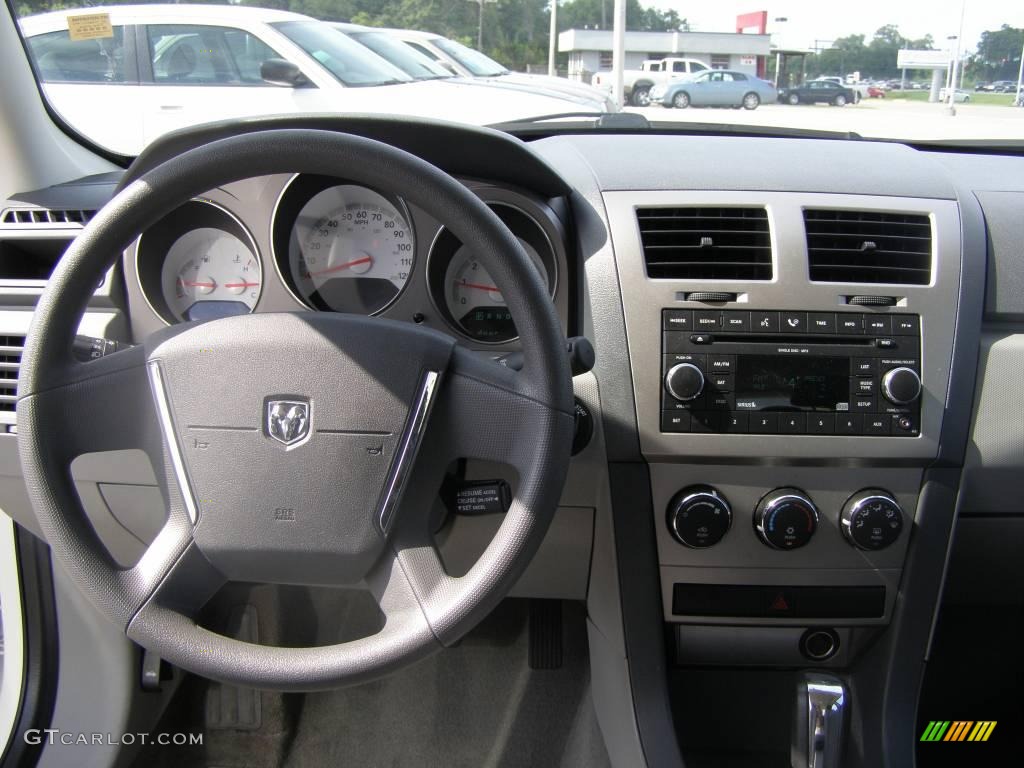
968, 24, 1024, 81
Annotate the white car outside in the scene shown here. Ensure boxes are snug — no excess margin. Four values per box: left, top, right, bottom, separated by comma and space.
19, 4, 598, 155
382, 28, 616, 112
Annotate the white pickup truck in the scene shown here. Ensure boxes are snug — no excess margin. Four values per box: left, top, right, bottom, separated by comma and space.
592, 57, 709, 106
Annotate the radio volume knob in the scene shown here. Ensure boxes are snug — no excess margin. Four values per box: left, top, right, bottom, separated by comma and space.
881, 367, 921, 405
754, 488, 819, 550
665, 363, 704, 401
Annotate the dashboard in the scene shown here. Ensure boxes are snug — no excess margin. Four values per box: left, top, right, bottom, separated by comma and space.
3, 115, 1024, 768
124, 172, 571, 346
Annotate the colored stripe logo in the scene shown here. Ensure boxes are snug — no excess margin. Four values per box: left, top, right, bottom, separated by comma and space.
920, 721, 996, 742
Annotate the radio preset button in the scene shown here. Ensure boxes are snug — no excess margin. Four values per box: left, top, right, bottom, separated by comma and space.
781, 312, 807, 332
749, 413, 779, 433
779, 414, 806, 434
751, 311, 780, 332
694, 311, 723, 330
663, 309, 693, 331
892, 315, 920, 335
723, 311, 750, 332
807, 414, 835, 434
722, 413, 749, 432
808, 313, 836, 333
836, 413, 863, 434
838, 314, 865, 334
690, 412, 722, 432
865, 315, 893, 334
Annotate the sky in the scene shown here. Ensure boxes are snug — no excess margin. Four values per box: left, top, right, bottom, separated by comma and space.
647, 0, 1024, 53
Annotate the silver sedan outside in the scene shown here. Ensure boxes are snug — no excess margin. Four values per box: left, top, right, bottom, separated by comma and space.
651, 70, 778, 110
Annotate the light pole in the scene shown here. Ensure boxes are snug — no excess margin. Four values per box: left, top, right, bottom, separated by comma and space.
773, 17, 788, 89
1016, 38, 1024, 106
469, 0, 496, 51
947, 0, 966, 115
548, 0, 557, 77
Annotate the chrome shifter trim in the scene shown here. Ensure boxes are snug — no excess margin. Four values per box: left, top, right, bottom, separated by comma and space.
794, 673, 847, 768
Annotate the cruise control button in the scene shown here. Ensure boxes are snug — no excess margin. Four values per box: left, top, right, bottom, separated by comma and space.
694, 311, 722, 330
808, 313, 836, 333
663, 309, 693, 331
865, 315, 892, 334
807, 414, 835, 434
748, 413, 778, 433
838, 314, 864, 334
779, 413, 806, 434
751, 311, 779, 332
892, 315, 920, 335
722, 311, 749, 332
661, 412, 690, 432
781, 312, 807, 332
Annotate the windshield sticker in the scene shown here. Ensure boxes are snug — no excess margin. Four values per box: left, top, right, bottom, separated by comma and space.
67, 13, 113, 42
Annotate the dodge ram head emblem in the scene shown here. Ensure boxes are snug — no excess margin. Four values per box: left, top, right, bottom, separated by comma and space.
266, 399, 311, 448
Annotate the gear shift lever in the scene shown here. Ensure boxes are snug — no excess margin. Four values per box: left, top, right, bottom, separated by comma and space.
791, 673, 847, 768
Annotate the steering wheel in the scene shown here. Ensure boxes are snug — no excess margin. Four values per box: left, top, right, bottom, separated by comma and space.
17, 129, 574, 690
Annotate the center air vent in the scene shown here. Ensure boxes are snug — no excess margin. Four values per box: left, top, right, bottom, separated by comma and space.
637, 207, 772, 280
0, 335, 24, 413
804, 210, 932, 285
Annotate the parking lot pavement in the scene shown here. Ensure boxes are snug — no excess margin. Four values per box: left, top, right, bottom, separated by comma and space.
629, 98, 1024, 141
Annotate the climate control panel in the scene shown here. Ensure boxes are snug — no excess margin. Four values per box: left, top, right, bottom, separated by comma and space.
665, 485, 905, 551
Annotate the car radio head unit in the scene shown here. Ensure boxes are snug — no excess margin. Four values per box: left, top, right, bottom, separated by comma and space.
660, 309, 921, 436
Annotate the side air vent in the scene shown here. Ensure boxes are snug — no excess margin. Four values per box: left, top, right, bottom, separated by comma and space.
1, 207, 95, 226
804, 210, 932, 285
0, 335, 24, 412
637, 207, 772, 280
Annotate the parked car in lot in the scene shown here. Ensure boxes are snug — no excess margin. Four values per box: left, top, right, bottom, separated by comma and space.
650, 69, 776, 109
779, 80, 857, 106
382, 28, 614, 112
991, 80, 1016, 93
813, 76, 866, 101
592, 56, 709, 106
866, 85, 886, 98
939, 88, 972, 103
19, 5, 599, 155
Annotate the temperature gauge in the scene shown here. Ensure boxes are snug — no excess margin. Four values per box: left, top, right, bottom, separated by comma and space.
160, 228, 261, 322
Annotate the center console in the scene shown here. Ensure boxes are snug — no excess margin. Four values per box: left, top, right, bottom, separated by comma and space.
602, 189, 962, 669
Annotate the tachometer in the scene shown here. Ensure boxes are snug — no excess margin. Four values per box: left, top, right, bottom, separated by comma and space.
160, 228, 261, 322
286, 184, 414, 314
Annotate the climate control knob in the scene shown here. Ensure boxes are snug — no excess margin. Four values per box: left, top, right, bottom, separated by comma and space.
667, 486, 732, 548
754, 488, 819, 550
881, 367, 921, 405
840, 490, 904, 551
665, 363, 704, 401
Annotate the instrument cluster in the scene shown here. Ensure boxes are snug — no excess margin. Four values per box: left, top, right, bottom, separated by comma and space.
133, 175, 565, 346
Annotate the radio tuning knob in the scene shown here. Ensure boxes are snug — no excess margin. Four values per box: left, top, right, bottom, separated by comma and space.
665, 363, 704, 401
840, 490, 904, 551
881, 367, 921, 405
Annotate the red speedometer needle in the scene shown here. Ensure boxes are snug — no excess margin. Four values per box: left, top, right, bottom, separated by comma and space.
307, 256, 372, 278
458, 280, 500, 293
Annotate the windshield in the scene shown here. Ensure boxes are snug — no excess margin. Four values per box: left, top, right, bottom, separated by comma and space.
432, 37, 508, 77
8, 0, 1024, 157
349, 29, 452, 80
270, 21, 408, 87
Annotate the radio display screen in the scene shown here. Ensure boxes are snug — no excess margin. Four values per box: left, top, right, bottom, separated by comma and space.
735, 356, 849, 411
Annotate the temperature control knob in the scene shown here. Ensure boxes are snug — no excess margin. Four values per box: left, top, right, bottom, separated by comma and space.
881, 367, 921, 405
754, 488, 819, 550
667, 486, 732, 548
840, 490, 904, 551
665, 363, 704, 401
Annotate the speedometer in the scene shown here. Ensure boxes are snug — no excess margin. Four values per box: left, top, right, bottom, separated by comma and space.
286, 184, 414, 314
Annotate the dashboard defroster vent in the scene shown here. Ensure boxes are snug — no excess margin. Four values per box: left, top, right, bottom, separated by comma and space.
0, 335, 24, 412
804, 209, 932, 285
1, 207, 95, 226
637, 207, 772, 281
